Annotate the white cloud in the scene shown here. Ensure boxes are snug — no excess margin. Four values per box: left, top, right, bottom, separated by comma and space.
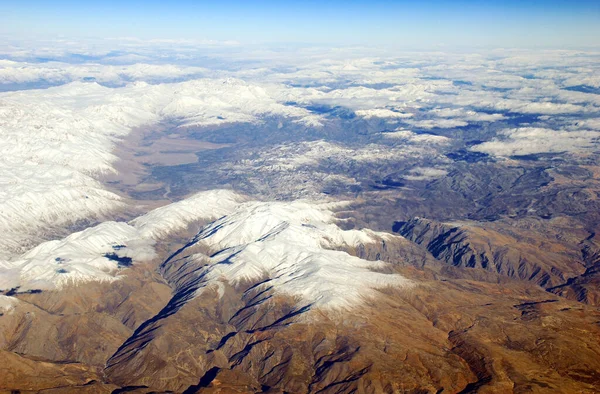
509, 101, 587, 114
427, 107, 505, 121
354, 108, 413, 119
404, 167, 448, 180
405, 118, 468, 129
570, 118, 600, 130
471, 127, 600, 156
382, 129, 450, 144
0, 60, 211, 86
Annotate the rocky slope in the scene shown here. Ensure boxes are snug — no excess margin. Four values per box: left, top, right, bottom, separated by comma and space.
2, 194, 600, 393
547, 237, 600, 305
393, 216, 591, 288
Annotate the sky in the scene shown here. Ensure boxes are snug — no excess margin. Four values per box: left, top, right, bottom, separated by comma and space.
1, 0, 600, 48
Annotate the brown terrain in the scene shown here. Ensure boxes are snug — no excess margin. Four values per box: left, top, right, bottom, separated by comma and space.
101, 122, 230, 205
2, 113, 600, 393
1, 212, 600, 394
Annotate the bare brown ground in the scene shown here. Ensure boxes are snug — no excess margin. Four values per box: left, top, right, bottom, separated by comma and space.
100, 122, 231, 212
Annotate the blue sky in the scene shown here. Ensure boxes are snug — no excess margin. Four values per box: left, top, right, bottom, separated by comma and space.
2, 0, 599, 48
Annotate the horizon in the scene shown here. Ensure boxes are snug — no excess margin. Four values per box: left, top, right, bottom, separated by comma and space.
1, 0, 600, 49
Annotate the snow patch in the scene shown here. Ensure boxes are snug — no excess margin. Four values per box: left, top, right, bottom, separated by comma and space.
131, 189, 247, 239
0, 189, 245, 290
182, 199, 412, 309
0, 222, 155, 291
0, 295, 18, 314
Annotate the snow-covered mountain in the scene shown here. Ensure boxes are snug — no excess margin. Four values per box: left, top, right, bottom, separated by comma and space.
0, 190, 242, 291
1, 189, 410, 310
0, 79, 320, 259
169, 198, 412, 309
